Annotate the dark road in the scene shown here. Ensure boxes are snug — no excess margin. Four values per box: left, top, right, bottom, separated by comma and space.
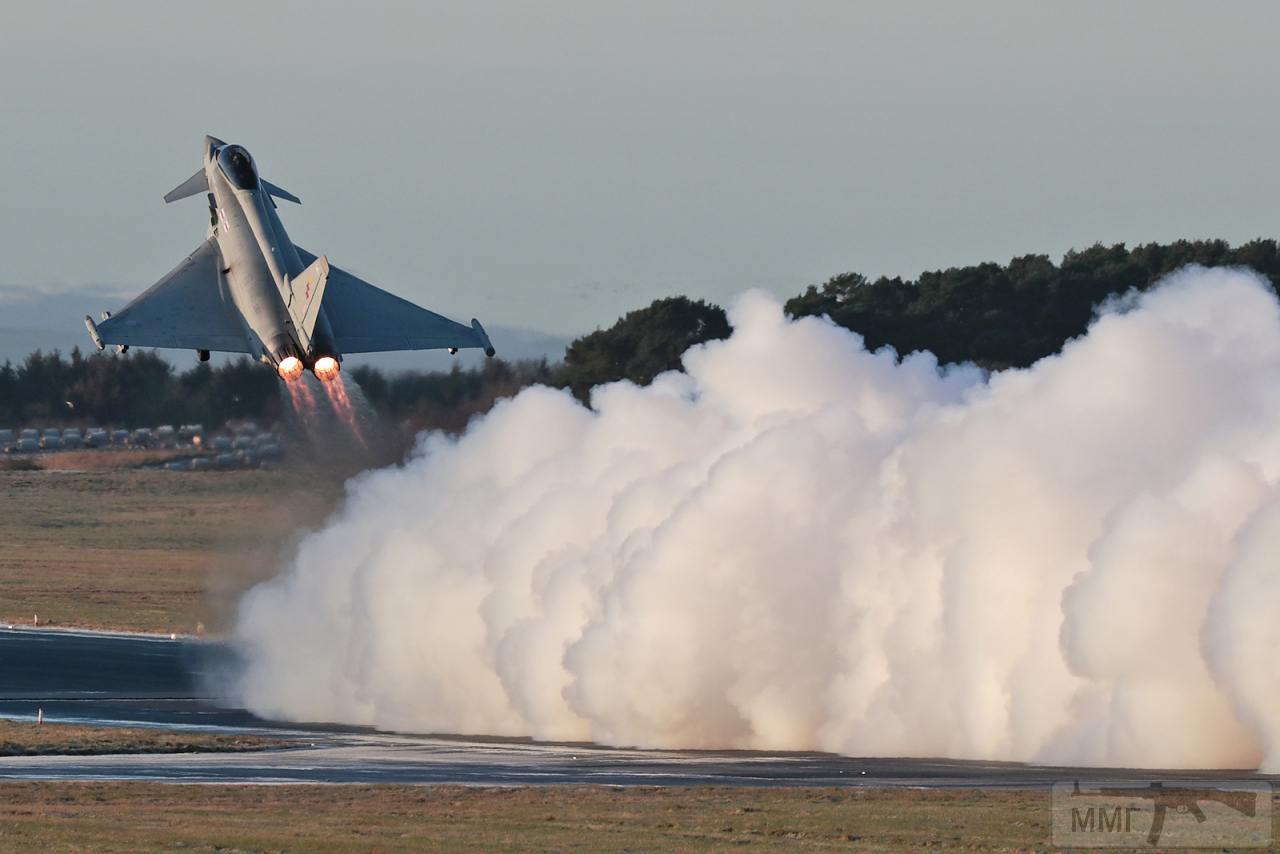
0, 628, 1272, 788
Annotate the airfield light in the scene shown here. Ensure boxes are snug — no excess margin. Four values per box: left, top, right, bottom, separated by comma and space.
314, 356, 341, 382
277, 356, 304, 382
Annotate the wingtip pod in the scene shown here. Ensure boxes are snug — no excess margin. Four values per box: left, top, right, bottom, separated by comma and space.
84, 316, 104, 351
471, 319, 496, 357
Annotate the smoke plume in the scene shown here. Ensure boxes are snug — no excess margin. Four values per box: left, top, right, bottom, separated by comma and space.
233, 266, 1280, 769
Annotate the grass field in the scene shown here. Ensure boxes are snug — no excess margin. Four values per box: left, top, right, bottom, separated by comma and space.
0, 719, 280, 757
0, 784, 1061, 851
0, 464, 341, 633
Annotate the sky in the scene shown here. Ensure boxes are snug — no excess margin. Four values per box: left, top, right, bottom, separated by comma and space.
4, 0, 1280, 343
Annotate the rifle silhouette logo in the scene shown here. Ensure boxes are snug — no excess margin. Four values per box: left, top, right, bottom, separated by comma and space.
1061, 781, 1265, 848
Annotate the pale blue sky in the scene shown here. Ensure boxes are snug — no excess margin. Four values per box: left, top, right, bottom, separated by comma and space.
3, 1, 1280, 338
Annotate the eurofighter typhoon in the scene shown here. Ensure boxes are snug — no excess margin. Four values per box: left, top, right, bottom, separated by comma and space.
85, 136, 495, 382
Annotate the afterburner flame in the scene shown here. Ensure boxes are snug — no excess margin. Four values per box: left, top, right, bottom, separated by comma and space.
277, 356, 304, 382
314, 356, 340, 382
320, 372, 368, 446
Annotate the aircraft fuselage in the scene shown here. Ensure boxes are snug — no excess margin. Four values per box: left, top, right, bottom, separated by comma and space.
202, 137, 338, 372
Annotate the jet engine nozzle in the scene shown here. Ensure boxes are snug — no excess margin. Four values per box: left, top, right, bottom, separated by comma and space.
313, 355, 340, 382
277, 356, 305, 382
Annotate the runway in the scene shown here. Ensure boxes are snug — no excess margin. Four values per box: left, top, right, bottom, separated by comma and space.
0, 628, 1273, 787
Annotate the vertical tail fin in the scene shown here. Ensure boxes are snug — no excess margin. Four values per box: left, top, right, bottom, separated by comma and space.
285, 255, 330, 354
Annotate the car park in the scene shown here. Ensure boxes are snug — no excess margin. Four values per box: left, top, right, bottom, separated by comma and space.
3, 422, 286, 465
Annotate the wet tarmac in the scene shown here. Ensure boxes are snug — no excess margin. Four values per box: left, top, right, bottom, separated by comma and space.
0, 628, 1272, 787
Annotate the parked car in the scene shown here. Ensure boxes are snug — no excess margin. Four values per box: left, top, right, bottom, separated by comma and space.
0, 429, 13, 453
257, 442, 285, 461
155, 425, 177, 448
209, 436, 233, 452
14, 438, 39, 453
39, 429, 62, 450
179, 424, 205, 445
61, 428, 83, 449
129, 428, 153, 447
110, 429, 130, 446
83, 428, 109, 448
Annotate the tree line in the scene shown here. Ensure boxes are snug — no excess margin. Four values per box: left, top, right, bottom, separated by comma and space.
0, 349, 280, 429
3, 239, 1277, 431
784, 239, 1280, 368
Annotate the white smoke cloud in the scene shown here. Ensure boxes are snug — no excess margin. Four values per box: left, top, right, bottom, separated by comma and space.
232, 265, 1280, 769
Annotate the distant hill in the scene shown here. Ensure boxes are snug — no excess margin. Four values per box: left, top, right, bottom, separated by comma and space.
0, 285, 130, 364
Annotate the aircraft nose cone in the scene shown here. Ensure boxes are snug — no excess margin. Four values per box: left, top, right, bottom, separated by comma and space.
203, 134, 227, 160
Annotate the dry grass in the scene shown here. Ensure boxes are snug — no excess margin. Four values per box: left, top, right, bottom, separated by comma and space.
0, 784, 1061, 852
0, 467, 342, 633
34, 449, 195, 472
0, 719, 281, 757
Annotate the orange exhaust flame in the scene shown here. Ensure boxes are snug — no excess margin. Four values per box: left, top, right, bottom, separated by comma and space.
283, 373, 319, 413
314, 356, 341, 382
282, 375, 330, 447
280, 362, 370, 451
277, 356, 304, 382
320, 373, 368, 447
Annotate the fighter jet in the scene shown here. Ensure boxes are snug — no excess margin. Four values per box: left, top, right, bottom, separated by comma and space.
85, 135, 494, 382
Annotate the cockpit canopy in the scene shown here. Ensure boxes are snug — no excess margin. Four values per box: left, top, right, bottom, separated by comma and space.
217, 145, 258, 191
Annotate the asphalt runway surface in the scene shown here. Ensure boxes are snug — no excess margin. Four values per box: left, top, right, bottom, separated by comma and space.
0, 627, 1274, 787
